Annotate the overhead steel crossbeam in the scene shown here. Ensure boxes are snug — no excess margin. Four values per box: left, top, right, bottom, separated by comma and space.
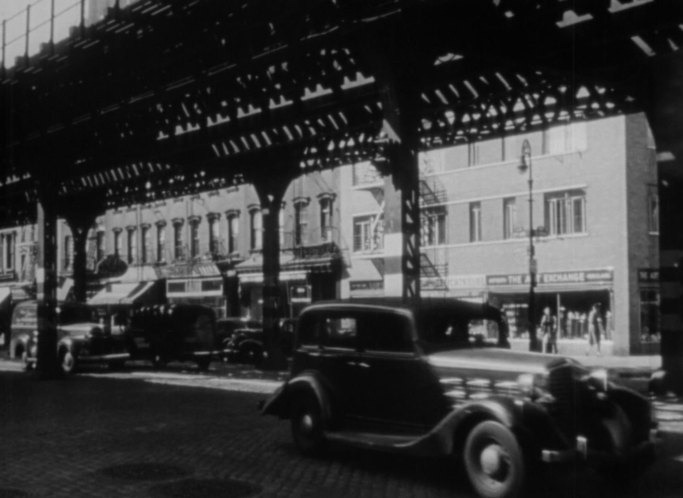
1, 0, 683, 218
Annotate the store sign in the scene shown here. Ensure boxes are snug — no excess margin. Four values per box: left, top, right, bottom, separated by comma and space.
350, 281, 384, 291
487, 269, 613, 286
290, 284, 311, 303
638, 269, 659, 283
421, 274, 486, 290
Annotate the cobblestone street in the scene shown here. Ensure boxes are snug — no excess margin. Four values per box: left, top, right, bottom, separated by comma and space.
1, 359, 682, 498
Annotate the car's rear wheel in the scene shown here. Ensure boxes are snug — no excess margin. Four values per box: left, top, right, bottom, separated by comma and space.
290, 395, 326, 456
464, 421, 526, 498
59, 348, 76, 375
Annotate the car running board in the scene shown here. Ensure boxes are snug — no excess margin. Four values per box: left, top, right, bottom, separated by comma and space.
324, 430, 443, 456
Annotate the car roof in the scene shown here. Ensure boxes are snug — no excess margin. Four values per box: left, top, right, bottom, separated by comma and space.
301, 297, 502, 319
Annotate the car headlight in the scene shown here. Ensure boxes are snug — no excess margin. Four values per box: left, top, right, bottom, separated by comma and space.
517, 373, 552, 401
585, 368, 609, 392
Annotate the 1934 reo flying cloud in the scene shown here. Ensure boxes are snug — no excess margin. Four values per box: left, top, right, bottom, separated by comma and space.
262, 298, 659, 498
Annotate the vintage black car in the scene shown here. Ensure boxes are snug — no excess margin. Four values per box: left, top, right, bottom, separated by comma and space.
224, 317, 296, 364
215, 317, 262, 360
262, 298, 659, 498
18, 301, 129, 375
126, 303, 216, 370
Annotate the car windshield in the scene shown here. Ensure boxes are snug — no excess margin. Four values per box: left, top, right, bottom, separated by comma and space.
416, 308, 507, 352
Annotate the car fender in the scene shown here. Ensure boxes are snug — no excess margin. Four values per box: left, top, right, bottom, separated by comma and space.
430, 397, 567, 457
262, 371, 334, 424
238, 338, 264, 352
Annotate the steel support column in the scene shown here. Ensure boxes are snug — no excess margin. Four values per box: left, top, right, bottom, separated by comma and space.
65, 214, 98, 303
638, 51, 683, 393
359, 30, 428, 300
36, 183, 60, 378
251, 165, 296, 370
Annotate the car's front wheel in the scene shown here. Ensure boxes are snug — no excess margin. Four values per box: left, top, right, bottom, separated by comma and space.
464, 421, 526, 498
59, 348, 76, 375
290, 395, 326, 456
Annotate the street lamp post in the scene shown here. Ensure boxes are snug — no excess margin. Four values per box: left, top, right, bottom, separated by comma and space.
519, 139, 539, 352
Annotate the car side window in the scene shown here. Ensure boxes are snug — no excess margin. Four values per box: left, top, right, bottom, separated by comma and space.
361, 312, 413, 353
321, 316, 358, 350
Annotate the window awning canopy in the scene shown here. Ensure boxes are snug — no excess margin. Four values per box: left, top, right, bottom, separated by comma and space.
347, 259, 384, 282
88, 281, 157, 306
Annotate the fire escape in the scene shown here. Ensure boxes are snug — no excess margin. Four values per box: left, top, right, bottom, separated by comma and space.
419, 178, 449, 292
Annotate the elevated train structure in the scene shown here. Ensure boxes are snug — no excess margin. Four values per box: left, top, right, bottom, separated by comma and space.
2, 0, 683, 384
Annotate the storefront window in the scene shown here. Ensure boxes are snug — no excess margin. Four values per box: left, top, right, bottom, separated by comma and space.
640, 289, 660, 342
469, 202, 481, 242
648, 189, 659, 234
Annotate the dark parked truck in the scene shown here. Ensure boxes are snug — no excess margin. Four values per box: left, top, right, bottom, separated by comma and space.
126, 303, 216, 371
17, 301, 129, 375
262, 298, 659, 498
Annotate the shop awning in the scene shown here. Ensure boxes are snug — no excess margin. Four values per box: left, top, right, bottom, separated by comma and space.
156, 261, 221, 279
235, 253, 295, 274
104, 265, 161, 283
88, 281, 156, 306
347, 259, 384, 282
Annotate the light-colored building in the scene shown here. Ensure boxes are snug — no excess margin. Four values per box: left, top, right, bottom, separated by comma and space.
340, 113, 659, 355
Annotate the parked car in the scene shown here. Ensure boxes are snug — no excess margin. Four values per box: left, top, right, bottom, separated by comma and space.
215, 317, 262, 360
224, 317, 296, 364
126, 303, 216, 370
262, 298, 659, 498
16, 301, 129, 375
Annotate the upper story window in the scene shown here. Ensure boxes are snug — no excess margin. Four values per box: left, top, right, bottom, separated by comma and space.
294, 198, 309, 246
63, 235, 73, 271
188, 216, 201, 259
278, 207, 285, 247
156, 221, 166, 263
544, 189, 586, 236
469, 202, 482, 242
226, 210, 240, 253
249, 207, 263, 251
648, 188, 659, 235
172, 219, 184, 260
113, 228, 122, 257
319, 194, 335, 242
543, 122, 587, 155
503, 197, 517, 240
353, 215, 384, 253
126, 226, 137, 264
141, 224, 151, 264
96, 230, 105, 262
208, 213, 221, 255
421, 207, 446, 246
467, 142, 480, 166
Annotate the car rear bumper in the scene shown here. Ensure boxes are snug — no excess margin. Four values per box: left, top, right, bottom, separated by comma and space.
541, 429, 661, 465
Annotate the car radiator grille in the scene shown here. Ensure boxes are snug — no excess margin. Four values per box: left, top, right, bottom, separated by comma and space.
547, 364, 582, 436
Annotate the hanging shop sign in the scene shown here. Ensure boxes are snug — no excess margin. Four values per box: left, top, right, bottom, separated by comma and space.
487, 269, 613, 287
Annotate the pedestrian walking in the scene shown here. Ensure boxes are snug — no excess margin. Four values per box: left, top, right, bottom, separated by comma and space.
587, 303, 604, 355
540, 306, 558, 354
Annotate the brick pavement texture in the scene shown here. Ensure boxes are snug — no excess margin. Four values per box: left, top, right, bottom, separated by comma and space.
1, 358, 681, 498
